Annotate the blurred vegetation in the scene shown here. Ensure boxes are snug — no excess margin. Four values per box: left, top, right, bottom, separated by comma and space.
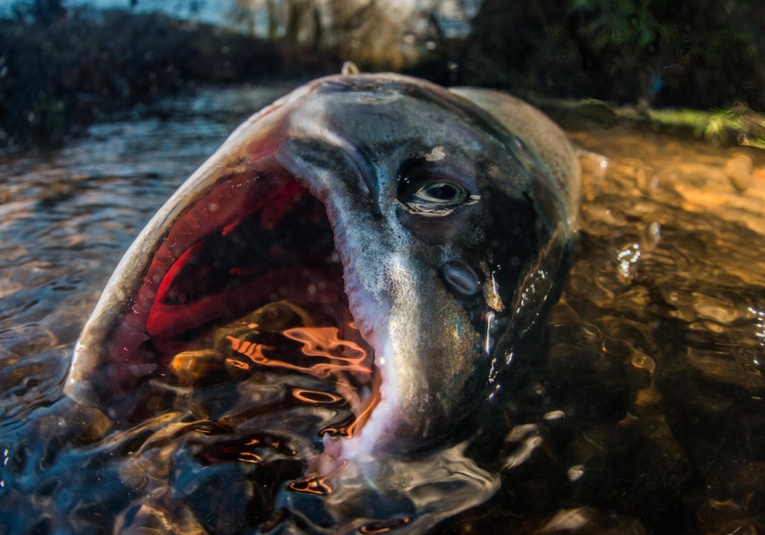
225, 0, 429, 72
0, 0, 328, 150
2, 0, 765, 150
415, 0, 765, 147
451, 0, 765, 111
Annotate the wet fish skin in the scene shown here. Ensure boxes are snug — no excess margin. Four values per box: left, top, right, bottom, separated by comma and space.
66, 73, 580, 458
279, 78, 580, 456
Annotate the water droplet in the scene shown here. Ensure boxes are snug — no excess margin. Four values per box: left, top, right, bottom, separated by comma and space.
636, 166, 659, 196
568, 465, 585, 481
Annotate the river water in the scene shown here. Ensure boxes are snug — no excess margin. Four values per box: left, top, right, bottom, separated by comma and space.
0, 86, 763, 534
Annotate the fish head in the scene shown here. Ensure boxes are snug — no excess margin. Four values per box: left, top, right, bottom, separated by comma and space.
66, 73, 579, 458
278, 76, 576, 455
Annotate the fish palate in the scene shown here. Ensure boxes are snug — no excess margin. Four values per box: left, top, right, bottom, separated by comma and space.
65, 72, 581, 459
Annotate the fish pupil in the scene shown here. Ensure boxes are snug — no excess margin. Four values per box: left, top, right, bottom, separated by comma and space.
414, 181, 466, 205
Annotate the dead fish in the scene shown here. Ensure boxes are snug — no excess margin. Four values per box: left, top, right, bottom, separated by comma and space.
65, 73, 580, 458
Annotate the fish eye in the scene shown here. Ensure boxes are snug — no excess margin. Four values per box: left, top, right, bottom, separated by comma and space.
398, 177, 477, 216
413, 181, 468, 205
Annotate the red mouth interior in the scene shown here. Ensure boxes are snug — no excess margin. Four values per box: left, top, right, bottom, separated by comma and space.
109, 170, 371, 381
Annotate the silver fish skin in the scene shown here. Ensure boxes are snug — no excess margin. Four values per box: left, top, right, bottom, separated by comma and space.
65, 73, 580, 458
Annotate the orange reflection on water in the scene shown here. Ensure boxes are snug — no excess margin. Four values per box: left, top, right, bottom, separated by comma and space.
237, 451, 263, 463
359, 517, 412, 534
221, 321, 380, 442
291, 388, 345, 405
225, 358, 250, 370
320, 389, 380, 438
283, 326, 369, 367
234, 437, 265, 463
288, 460, 348, 495
225, 326, 372, 379
226, 336, 273, 362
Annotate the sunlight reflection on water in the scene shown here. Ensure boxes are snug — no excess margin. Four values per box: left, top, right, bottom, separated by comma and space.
0, 87, 764, 534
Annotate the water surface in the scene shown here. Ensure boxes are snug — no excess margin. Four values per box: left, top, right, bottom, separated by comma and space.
0, 86, 763, 534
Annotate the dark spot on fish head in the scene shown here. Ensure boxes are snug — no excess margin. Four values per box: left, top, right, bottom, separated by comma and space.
440, 261, 480, 296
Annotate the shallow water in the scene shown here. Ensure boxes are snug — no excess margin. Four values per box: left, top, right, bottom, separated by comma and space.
1, 86, 764, 534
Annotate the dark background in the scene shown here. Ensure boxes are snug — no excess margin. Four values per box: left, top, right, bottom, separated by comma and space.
2, 0, 764, 149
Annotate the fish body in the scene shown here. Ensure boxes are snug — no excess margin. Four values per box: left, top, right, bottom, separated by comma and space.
66, 73, 580, 458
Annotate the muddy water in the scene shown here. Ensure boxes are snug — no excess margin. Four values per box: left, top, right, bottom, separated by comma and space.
0, 86, 763, 534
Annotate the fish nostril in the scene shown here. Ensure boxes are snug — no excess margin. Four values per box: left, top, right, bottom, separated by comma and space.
441, 261, 480, 296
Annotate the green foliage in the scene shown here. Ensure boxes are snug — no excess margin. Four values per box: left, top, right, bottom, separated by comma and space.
458, 0, 765, 111
593, 102, 765, 147
573, 0, 660, 51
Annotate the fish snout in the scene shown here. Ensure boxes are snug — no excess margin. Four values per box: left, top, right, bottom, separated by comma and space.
342, 267, 489, 458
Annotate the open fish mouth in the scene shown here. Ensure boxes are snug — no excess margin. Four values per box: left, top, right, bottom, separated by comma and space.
139, 172, 368, 362
84, 168, 376, 411
70, 159, 375, 417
